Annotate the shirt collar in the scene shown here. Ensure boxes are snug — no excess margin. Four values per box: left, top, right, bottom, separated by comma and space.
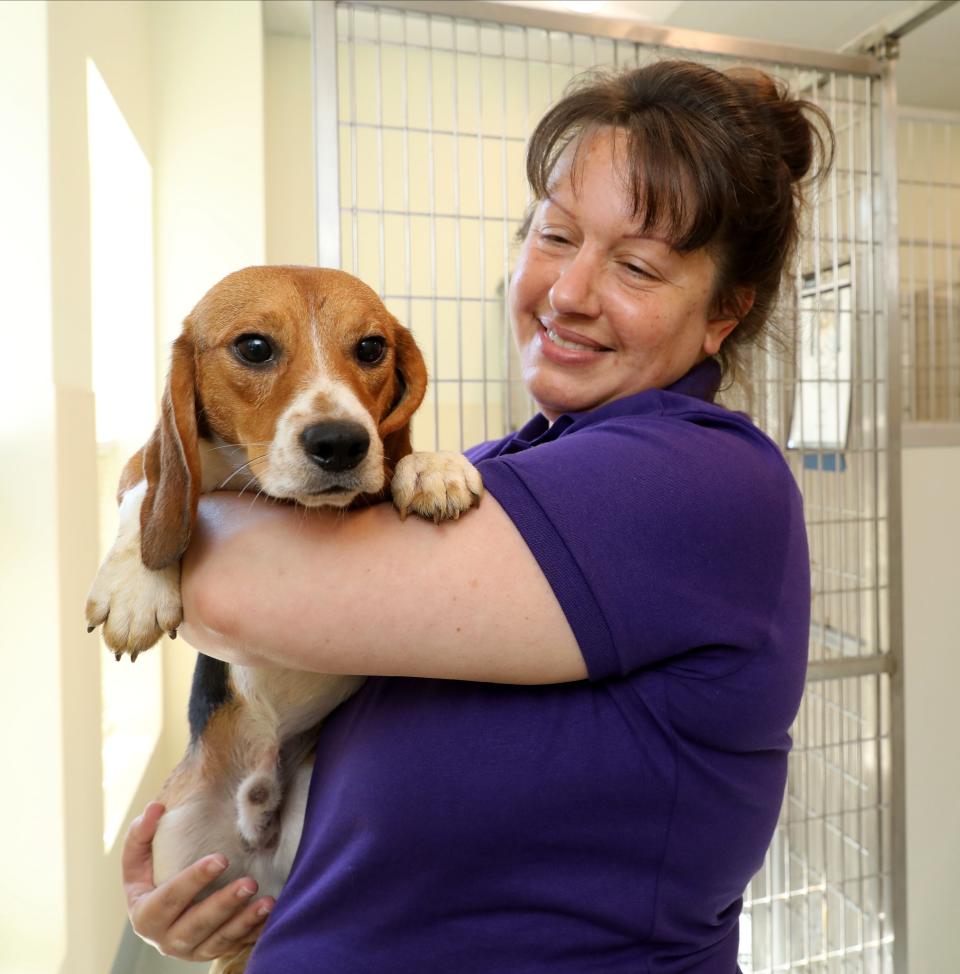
663, 357, 722, 403
514, 357, 723, 443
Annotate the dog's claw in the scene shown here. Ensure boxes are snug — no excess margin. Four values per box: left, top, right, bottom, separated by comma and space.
130, 649, 141, 663
114, 651, 122, 662
169, 629, 177, 640
87, 625, 95, 634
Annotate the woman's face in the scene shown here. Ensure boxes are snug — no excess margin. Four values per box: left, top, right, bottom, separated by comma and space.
508, 128, 740, 421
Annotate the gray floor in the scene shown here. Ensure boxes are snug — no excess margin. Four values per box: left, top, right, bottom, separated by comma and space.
135, 953, 200, 974
112, 921, 205, 974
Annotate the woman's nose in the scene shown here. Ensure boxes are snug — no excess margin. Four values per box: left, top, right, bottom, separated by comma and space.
548, 250, 601, 318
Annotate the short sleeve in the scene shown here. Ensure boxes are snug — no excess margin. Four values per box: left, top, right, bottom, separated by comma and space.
474, 413, 806, 681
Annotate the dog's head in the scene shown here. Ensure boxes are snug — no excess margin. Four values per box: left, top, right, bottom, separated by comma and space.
135, 266, 428, 570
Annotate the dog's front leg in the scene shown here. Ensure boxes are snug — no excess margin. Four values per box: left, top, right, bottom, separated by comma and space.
85, 480, 182, 658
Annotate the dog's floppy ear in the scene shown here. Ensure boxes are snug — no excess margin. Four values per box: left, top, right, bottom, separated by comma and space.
139, 333, 202, 570
379, 325, 428, 474
379, 325, 427, 440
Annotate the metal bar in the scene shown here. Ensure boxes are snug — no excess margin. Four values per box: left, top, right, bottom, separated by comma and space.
880, 58, 909, 974
452, 23, 464, 448
948, 122, 957, 421
351, 0, 883, 76
864, 70, 886, 973
847, 70, 868, 962
426, 23, 440, 447
349, 5, 360, 275
313, 0, 342, 266
807, 655, 895, 682
926, 121, 936, 420
827, 70, 852, 962
401, 8, 414, 380
375, 6, 386, 297
471, 21, 483, 449
498, 22, 511, 438
907, 119, 917, 419
841, 0, 957, 54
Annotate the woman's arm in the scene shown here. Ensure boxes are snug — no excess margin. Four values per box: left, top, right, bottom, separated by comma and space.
180, 491, 588, 684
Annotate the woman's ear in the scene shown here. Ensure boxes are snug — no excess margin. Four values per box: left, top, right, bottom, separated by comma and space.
706, 286, 755, 356
140, 333, 202, 570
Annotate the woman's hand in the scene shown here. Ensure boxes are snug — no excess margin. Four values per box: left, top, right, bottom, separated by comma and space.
123, 802, 275, 962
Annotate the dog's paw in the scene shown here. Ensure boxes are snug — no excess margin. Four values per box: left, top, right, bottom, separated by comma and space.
85, 544, 182, 660
391, 451, 483, 524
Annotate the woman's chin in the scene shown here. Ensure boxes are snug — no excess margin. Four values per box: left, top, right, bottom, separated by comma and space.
528, 381, 599, 420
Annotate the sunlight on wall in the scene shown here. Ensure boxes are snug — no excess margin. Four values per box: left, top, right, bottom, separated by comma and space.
86, 57, 163, 850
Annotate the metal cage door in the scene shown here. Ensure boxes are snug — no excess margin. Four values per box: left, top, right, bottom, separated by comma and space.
314, 3, 904, 970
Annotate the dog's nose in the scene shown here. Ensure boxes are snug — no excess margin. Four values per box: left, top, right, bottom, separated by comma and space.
301, 421, 370, 472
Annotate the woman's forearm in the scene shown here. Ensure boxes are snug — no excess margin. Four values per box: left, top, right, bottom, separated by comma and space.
177, 492, 586, 684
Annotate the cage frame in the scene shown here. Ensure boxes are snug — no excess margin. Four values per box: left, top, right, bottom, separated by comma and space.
312, 2, 907, 968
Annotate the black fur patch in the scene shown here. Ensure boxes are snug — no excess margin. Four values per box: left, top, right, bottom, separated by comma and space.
188, 653, 232, 741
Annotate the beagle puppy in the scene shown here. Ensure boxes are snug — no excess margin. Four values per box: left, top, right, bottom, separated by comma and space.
86, 266, 481, 974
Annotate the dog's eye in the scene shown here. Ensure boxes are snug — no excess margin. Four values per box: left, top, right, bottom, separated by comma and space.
356, 336, 386, 365
233, 334, 275, 365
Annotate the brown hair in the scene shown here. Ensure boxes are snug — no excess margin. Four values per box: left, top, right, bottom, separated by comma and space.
522, 59, 834, 379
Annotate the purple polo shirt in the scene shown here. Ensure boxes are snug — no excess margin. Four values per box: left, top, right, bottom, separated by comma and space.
246, 359, 810, 973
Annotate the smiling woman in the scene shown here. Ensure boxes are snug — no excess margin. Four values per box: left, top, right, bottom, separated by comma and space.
124, 59, 832, 974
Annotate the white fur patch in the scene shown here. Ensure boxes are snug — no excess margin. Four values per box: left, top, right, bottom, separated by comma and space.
261, 374, 386, 505
84, 481, 182, 656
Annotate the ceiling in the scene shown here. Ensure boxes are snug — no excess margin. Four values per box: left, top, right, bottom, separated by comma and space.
265, 0, 960, 112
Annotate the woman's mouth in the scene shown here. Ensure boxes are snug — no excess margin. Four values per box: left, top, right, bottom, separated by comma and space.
545, 326, 597, 351
537, 320, 611, 358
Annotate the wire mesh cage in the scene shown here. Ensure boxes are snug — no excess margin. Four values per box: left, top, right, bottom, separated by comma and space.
322, 2, 900, 969
899, 111, 960, 423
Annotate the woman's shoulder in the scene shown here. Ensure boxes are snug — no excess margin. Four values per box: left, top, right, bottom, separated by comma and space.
475, 391, 796, 506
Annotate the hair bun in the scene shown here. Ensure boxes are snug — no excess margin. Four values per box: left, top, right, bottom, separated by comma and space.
725, 67, 833, 185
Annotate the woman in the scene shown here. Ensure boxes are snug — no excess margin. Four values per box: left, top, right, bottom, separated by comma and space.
124, 60, 831, 972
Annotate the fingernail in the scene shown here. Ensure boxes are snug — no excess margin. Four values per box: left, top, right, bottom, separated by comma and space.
237, 884, 255, 899
207, 856, 227, 875
257, 903, 272, 917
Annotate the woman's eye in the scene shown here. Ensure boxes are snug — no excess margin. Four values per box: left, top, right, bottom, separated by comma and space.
233, 334, 275, 365
539, 231, 570, 246
356, 336, 387, 365
622, 262, 656, 280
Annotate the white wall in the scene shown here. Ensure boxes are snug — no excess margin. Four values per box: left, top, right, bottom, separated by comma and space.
0, 3, 267, 972
0, 5, 67, 971
0, 3, 158, 970
149, 0, 266, 767
901, 439, 960, 974
265, 32, 316, 266
151, 0, 266, 352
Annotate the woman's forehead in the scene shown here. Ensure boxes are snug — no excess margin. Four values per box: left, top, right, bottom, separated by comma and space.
546, 127, 627, 192
544, 126, 701, 251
